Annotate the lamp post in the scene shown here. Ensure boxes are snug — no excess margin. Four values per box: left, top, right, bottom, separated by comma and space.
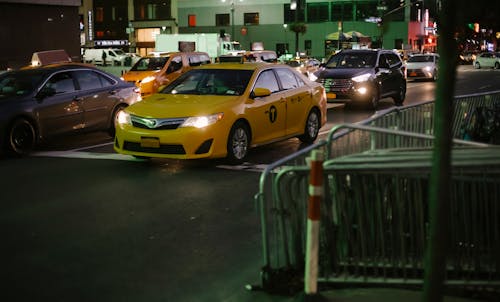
222, 0, 242, 40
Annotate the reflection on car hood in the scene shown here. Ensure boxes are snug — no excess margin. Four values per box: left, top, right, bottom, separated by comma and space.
316, 67, 371, 79
126, 93, 239, 118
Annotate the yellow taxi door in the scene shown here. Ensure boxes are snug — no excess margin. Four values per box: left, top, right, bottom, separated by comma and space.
245, 69, 286, 144
274, 68, 312, 136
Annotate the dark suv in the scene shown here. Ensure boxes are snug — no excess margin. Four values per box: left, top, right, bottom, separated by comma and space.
314, 49, 406, 109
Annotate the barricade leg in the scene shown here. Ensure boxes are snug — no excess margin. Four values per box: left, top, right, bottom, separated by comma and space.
304, 150, 324, 301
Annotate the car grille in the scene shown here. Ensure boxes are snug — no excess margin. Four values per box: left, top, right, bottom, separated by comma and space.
131, 116, 186, 130
319, 78, 353, 92
123, 141, 186, 154
407, 69, 427, 77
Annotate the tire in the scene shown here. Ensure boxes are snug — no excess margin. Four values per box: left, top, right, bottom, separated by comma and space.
368, 87, 380, 109
299, 108, 320, 143
393, 80, 407, 106
226, 121, 250, 163
431, 69, 438, 81
495, 62, 500, 70
474, 62, 481, 69
7, 118, 36, 156
108, 105, 126, 137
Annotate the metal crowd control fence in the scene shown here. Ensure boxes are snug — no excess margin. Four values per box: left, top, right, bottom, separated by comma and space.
255, 90, 500, 295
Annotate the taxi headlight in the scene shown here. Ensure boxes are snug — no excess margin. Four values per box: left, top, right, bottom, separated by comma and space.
181, 113, 224, 129
141, 75, 156, 84
117, 111, 131, 125
424, 66, 432, 72
352, 73, 371, 83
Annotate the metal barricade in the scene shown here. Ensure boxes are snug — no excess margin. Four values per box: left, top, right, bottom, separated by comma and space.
255, 90, 500, 295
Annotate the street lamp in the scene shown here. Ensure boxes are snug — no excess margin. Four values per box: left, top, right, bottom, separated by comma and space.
222, 0, 243, 40
283, 24, 288, 54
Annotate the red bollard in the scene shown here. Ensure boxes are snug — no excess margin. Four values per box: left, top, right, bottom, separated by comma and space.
304, 150, 324, 297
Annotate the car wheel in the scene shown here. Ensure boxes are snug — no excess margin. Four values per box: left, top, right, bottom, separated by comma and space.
368, 88, 380, 109
495, 62, 500, 69
393, 80, 407, 106
108, 105, 127, 137
432, 69, 438, 81
227, 121, 250, 163
474, 62, 481, 69
299, 108, 320, 143
7, 118, 36, 156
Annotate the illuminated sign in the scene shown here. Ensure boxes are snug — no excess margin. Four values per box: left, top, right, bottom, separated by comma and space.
88, 10, 93, 41
95, 40, 129, 46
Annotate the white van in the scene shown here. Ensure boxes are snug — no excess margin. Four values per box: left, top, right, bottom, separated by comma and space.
83, 48, 128, 66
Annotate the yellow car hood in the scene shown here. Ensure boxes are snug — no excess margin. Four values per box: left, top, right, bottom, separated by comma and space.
127, 93, 240, 118
122, 70, 158, 81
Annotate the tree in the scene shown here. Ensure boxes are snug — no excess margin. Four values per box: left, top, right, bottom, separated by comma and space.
289, 22, 307, 56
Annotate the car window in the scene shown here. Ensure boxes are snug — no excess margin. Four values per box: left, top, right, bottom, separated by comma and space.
408, 55, 435, 63
130, 56, 169, 71
0, 72, 40, 97
188, 54, 211, 66
254, 70, 279, 93
385, 53, 402, 66
275, 68, 299, 90
167, 56, 183, 74
45, 72, 75, 94
73, 70, 114, 90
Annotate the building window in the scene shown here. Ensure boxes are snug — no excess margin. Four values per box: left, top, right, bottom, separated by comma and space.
95, 7, 104, 23
244, 13, 259, 26
355, 2, 377, 21
307, 3, 329, 23
188, 15, 196, 27
283, 4, 305, 23
216, 13, 230, 26
331, 3, 353, 21
134, 0, 171, 20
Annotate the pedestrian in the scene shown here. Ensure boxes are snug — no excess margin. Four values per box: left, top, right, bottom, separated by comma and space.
102, 50, 107, 66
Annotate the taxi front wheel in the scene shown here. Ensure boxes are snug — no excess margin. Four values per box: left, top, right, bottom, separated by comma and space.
227, 121, 250, 163
299, 108, 320, 144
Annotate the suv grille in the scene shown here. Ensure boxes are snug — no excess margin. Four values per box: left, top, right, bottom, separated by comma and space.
320, 78, 352, 91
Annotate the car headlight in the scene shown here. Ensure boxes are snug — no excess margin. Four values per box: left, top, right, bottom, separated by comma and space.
180, 113, 224, 129
352, 73, 371, 83
117, 110, 131, 125
141, 75, 156, 84
424, 66, 433, 72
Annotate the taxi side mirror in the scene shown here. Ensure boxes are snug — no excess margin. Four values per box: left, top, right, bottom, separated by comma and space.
251, 87, 271, 98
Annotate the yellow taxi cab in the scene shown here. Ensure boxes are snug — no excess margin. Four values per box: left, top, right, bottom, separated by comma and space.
114, 62, 327, 162
121, 51, 211, 97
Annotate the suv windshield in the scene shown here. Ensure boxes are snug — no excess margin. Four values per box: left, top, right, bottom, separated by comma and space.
408, 55, 435, 63
326, 52, 377, 68
130, 56, 169, 71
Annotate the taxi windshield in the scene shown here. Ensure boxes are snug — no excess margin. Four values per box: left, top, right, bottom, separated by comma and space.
162, 69, 253, 96
130, 56, 169, 71
326, 52, 376, 68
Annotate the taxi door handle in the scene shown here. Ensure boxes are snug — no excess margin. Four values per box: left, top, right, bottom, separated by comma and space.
73, 97, 83, 102
108, 90, 117, 95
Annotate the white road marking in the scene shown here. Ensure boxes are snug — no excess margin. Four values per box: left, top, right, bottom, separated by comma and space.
31, 150, 140, 161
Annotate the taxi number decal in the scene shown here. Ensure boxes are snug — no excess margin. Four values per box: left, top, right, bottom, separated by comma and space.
268, 105, 277, 123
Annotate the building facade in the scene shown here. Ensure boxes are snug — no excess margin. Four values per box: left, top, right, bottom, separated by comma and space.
0, 0, 81, 69
79, 0, 433, 59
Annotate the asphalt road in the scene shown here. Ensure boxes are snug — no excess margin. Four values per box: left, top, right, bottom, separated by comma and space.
2, 64, 499, 302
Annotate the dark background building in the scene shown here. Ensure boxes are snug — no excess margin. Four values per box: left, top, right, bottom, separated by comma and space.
0, 0, 80, 69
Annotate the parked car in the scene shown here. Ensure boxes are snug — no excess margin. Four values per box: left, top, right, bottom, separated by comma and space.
285, 57, 321, 79
405, 53, 439, 81
0, 62, 141, 156
313, 49, 406, 109
121, 51, 211, 98
473, 52, 500, 69
83, 48, 128, 66
114, 62, 327, 162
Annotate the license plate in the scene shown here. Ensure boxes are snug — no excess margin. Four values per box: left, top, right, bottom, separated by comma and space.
410, 72, 417, 76
326, 92, 337, 99
140, 137, 160, 148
